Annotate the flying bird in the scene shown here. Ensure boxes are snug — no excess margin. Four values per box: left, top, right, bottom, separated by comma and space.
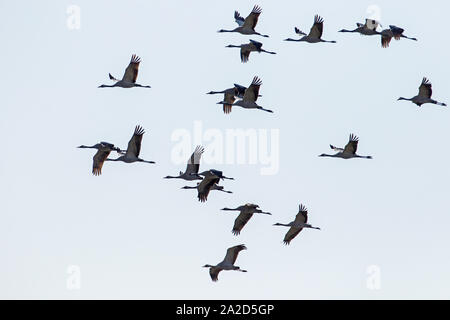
198, 169, 234, 181
218, 5, 269, 37
106, 125, 156, 164
339, 19, 381, 36
203, 244, 247, 282
398, 77, 446, 107
222, 204, 271, 235
164, 146, 204, 180
78, 142, 123, 176
226, 39, 276, 63
181, 171, 232, 202
285, 15, 336, 43
98, 54, 151, 88
217, 76, 273, 113
381, 25, 417, 48
319, 134, 373, 159
274, 204, 320, 245
207, 84, 247, 114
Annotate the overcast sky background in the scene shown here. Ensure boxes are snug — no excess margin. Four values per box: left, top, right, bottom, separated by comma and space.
1, 0, 449, 299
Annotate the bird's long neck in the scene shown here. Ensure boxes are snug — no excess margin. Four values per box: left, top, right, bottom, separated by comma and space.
218, 29, 234, 33
164, 175, 181, 179
226, 45, 241, 48
98, 84, 115, 88
78, 145, 95, 149
207, 90, 226, 95
222, 207, 239, 211
284, 38, 301, 42
256, 32, 269, 38
319, 154, 337, 158
256, 210, 271, 215
182, 186, 196, 190
339, 29, 355, 33
398, 97, 411, 101
274, 223, 290, 227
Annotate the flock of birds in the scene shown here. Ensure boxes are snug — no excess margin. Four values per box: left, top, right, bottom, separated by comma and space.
78, 5, 447, 282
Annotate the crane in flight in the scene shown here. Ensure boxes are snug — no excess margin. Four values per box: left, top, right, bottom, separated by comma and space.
203, 244, 248, 282
98, 54, 151, 88
274, 204, 320, 245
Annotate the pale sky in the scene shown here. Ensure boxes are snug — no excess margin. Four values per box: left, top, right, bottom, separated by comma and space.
1, 0, 449, 299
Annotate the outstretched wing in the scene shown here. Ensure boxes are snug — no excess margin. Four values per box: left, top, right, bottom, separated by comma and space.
126, 125, 145, 158
185, 145, 204, 175
381, 29, 392, 48
122, 54, 141, 83
343, 134, 359, 155
242, 5, 262, 30
243, 76, 262, 102
197, 175, 220, 202
309, 15, 324, 39
330, 145, 344, 152
232, 212, 253, 236
295, 27, 306, 36
240, 47, 251, 63
223, 91, 236, 114
283, 205, 308, 245
92, 149, 111, 176
223, 244, 247, 264
389, 25, 404, 40
234, 10, 245, 26
234, 84, 247, 98
209, 267, 221, 282
418, 77, 432, 99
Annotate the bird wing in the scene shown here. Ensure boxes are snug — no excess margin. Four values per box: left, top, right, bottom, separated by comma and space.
92, 149, 111, 176
197, 175, 220, 202
293, 204, 308, 225
126, 125, 145, 157
223, 91, 236, 114
234, 10, 245, 26
381, 30, 392, 48
309, 15, 324, 38
233, 84, 247, 98
232, 212, 253, 235
185, 145, 204, 175
240, 46, 251, 63
243, 76, 262, 102
122, 54, 141, 83
249, 39, 263, 50
283, 227, 303, 245
418, 77, 432, 98
330, 145, 344, 152
295, 27, 306, 36
283, 205, 308, 245
209, 267, 221, 282
389, 25, 404, 40
343, 134, 359, 154
242, 5, 262, 30
223, 244, 247, 265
